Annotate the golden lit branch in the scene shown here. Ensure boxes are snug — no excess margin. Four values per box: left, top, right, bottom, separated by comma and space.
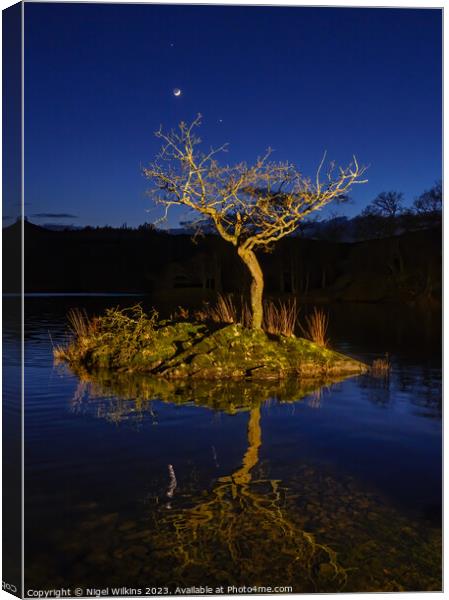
143, 116, 367, 329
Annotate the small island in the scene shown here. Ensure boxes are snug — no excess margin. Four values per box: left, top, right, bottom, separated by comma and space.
54, 304, 367, 381
55, 116, 368, 383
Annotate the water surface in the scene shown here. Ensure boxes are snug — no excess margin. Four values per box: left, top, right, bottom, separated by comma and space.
9, 296, 441, 593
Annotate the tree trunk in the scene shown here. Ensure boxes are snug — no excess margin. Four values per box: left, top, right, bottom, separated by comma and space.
238, 247, 264, 329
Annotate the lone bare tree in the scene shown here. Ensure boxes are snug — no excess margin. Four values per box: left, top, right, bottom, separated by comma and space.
143, 115, 367, 329
413, 181, 442, 215
362, 191, 404, 219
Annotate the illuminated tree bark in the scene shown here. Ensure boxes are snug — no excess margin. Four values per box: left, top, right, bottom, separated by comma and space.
238, 247, 264, 329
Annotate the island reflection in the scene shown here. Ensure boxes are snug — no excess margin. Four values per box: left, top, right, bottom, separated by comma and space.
35, 368, 441, 593
68, 367, 350, 420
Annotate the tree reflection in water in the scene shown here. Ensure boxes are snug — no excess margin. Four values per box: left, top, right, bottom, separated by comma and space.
41, 367, 441, 593
150, 405, 347, 590
67, 370, 353, 590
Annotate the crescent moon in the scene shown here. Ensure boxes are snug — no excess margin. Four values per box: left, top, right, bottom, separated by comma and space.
173, 88, 182, 97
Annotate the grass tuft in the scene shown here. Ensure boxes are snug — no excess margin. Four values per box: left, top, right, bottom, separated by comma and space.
371, 354, 391, 377
195, 294, 299, 336
67, 308, 97, 338
54, 308, 97, 361
263, 298, 299, 337
300, 307, 329, 347
194, 294, 245, 326
211, 293, 239, 324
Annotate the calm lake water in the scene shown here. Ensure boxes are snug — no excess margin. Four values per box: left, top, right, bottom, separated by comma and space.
6, 296, 442, 593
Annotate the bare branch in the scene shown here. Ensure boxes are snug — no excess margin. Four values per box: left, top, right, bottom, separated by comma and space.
143, 117, 368, 252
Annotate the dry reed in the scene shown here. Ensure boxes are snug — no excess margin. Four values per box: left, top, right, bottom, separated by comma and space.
371, 354, 391, 377
67, 308, 96, 338
299, 307, 329, 347
263, 298, 299, 337
194, 294, 240, 325
195, 294, 299, 335
213, 294, 239, 323
53, 308, 96, 361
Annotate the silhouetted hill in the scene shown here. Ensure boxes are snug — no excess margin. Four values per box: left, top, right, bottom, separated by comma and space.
2, 220, 441, 306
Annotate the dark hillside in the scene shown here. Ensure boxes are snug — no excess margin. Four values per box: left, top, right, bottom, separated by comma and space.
3, 221, 440, 306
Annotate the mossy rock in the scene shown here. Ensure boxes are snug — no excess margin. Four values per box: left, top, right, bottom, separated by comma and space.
155, 324, 367, 380
59, 316, 367, 381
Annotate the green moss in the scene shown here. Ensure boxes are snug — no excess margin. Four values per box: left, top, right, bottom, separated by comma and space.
56, 308, 367, 381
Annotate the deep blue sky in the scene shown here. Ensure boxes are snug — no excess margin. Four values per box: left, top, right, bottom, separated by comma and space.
20, 3, 441, 229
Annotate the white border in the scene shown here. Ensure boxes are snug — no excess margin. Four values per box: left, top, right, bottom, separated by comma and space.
0, 2, 444, 600
21, 0, 25, 596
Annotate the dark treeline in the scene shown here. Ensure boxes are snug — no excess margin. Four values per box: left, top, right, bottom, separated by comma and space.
301, 182, 442, 242
3, 213, 441, 307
